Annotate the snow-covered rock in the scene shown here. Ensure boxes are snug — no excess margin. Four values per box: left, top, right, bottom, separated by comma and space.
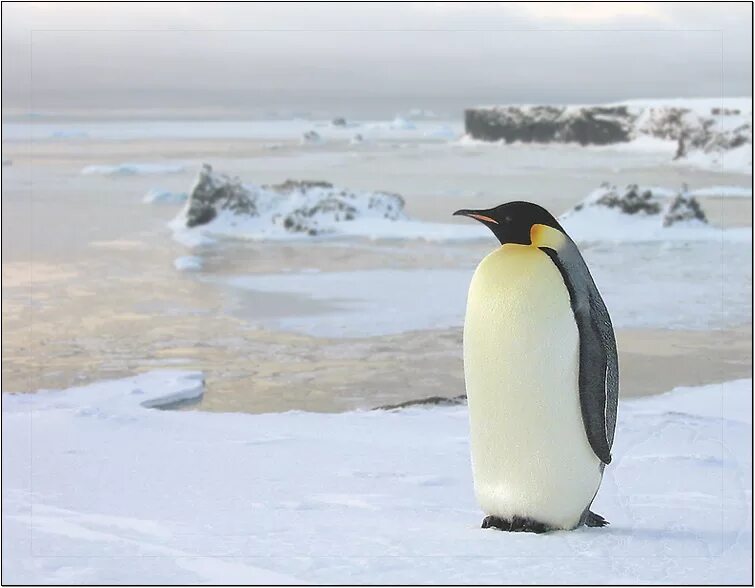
465, 101, 752, 171
662, 192, 707, 227
301, 130, 323, 145
171, 164, 409, 241
568, 183, 706, 226
465, 105, 634, 145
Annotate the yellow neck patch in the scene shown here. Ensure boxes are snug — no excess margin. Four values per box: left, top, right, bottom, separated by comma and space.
530, 223, 566, 251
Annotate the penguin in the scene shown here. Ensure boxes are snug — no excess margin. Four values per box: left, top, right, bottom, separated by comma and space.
454, 201, 618, 533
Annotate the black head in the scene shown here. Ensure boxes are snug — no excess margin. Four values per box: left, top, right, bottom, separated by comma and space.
453, 201, 564, 245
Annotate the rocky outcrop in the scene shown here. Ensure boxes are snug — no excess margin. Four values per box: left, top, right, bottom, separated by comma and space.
637, 107, 752, 159
464, 105, 634, 145
184, 165, 258, 227
663, 192, 707, 227
465, 104, 752, 166
569, 182, 708, 227
178, 164, 406, 237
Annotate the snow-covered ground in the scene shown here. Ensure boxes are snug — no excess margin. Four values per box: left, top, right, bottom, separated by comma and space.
2, 372, 751, 584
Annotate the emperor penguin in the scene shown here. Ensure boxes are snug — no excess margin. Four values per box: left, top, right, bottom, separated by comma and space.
454, 201, 618, 533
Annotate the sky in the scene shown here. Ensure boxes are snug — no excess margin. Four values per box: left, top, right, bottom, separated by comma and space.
1, 2, 752, 118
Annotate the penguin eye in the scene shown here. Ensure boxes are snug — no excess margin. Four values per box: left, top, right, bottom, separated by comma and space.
504, 216, 512, 223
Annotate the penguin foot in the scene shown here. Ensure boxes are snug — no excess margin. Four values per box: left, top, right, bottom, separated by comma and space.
481, 515, 549, 534
584, 511, 609, 528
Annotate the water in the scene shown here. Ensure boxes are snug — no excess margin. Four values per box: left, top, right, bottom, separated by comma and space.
1, 118, 752, 411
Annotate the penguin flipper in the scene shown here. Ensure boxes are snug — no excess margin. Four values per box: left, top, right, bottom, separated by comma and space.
540, 240, 619, 465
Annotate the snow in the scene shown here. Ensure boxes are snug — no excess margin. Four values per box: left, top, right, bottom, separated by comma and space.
367, 116, 417, 131
173, 256, 203, 272
614, 96, 752, 113
689, 185, 753, 198
678, 143, 753, 175
81, 163, 187, 176
2, 373, 751, 584
142, 188, 188, 204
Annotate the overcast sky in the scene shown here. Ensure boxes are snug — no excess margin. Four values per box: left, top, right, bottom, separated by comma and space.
2, 2, 752, 118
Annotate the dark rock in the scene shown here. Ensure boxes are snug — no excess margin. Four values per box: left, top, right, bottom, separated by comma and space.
375, 394, 467, 410
180, 165, 407, 237
266, 180, 334, 193
185, 164, 257, 227
465, 105, 634, 145
331, 117, 348, 127
302, 130, 322, 144
592, 183, 662, 215
663, 192, 707, 227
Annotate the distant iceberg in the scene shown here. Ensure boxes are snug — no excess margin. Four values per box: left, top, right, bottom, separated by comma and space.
82, 163, 187, 176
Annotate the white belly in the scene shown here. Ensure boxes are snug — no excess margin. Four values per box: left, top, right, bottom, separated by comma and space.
463, 244, 602, 530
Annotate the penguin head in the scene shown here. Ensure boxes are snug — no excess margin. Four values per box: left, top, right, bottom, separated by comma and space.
453, 201, 564, 246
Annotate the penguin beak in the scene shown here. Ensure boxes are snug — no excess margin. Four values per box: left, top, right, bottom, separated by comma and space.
453, 209, 499, 225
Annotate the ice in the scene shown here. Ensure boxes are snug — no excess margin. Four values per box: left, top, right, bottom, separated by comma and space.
142, 188, 188, 204
211, 238, 751, 337
81, 163, 187, 176
560, 184, 753, 242
173, 256, 203, 272
50, 129, 89, 139
2, 373, 751, 583
3, 119, 463, 143
688, 185, 752, 198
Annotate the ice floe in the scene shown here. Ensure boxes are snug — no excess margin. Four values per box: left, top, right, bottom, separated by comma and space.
82, 163, 187, 176
173, 256, 203, 272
